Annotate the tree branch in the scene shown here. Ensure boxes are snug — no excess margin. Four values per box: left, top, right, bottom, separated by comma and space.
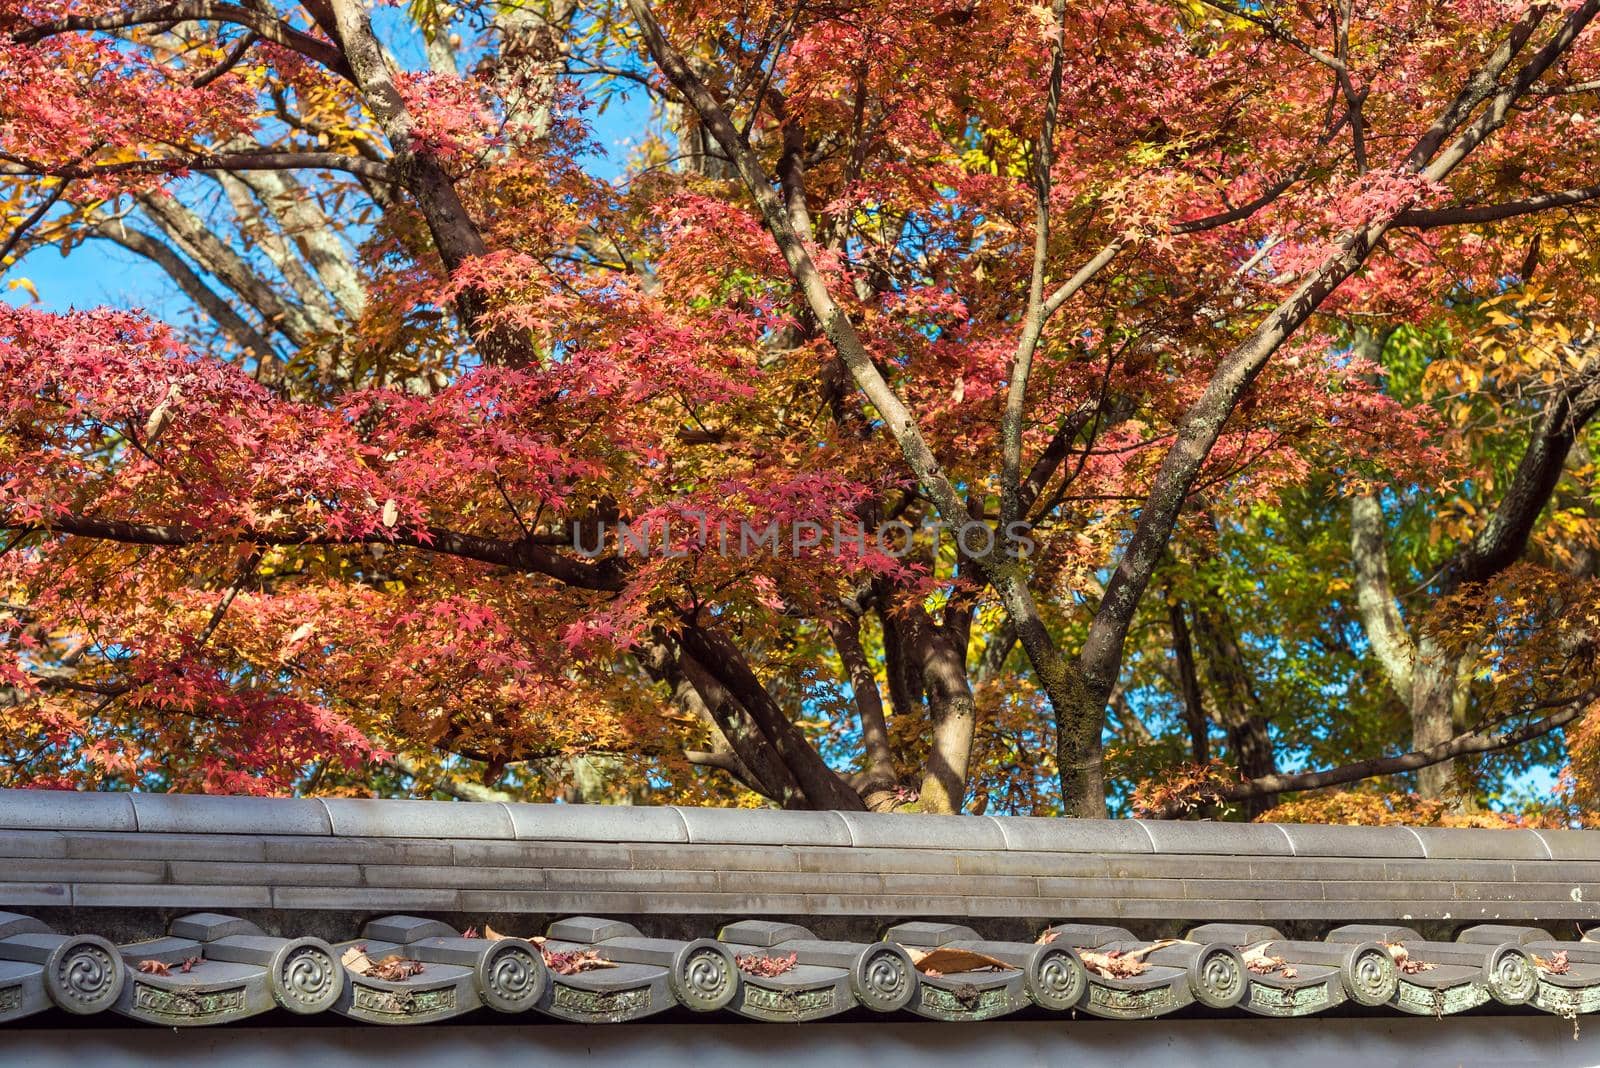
1174, 691, 1596, 811
1395, 184, 1600, 230
87, 219, 281, 367
825, 613, 897, 787
677, 623, 866, 809
1451, 346, 1600, 589
0, 150, 390, 183
1001, 0, 1070, 528
14, 1, 355, 82
0, 179, 68, 267
7, 514, 624, 591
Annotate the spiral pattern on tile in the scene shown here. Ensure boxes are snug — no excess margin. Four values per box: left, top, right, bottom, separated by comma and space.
853, 944, 916, 1013
275, 940, 342, 1014
672, 940, 737, 1012
46, 938, 122, 1015
479, 940, 547, 1013
1193, 946, 1246, 1008
1343, 944, 1398, 1006
1027, 944, 1086, 1011
1487, 946, 1537, 1005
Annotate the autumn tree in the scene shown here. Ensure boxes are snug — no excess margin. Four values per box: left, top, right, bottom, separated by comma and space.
2, 0, 1599, 816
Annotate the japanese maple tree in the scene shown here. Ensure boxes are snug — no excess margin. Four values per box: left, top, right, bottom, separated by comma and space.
1, 0, 1598, 817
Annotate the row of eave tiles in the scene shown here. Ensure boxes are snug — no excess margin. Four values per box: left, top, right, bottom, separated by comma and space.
1, 910, 1596, 1026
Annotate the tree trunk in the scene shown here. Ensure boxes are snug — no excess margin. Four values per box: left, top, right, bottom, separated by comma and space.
1192, 601, 1277, 815
677, 625, 867, 810
913, 620, 978, 814
1410, 634, 1462, 799
1167, 598, 1211, 765
825, 615, 897, 789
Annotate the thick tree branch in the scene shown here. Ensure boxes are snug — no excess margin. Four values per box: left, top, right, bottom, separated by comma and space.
138, 192, 320, 346
323, 0, 520, 363
647, 641, 801, 804
1396, 184, 1600, 229
1166, 691, 1596, 812
677, 624, 866, 809
8, 514, 624, 591
14, 1, 356, 81
87, 219, 281, 367
0, 150, 390, 183
825, 613, 897, 787
1451, 347, 1600, 589
1167, 596, 1211, 766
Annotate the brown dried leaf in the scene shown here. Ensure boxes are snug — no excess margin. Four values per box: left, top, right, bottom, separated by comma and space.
1079, 950, 1146, 979
1077, 939, 1183, 980
542, 949, 618, 976
907, 947, 1011, 975
368, 955, 426, 981
137, 959, 171, 976
1280, 966, 1298, 979
341, 946, 375, 975
180, 956, 202, 973
1242, 942, 1289, 976
737, 952, 799, 977
1381, 941, 1436, 975
1535, 950, 1572, 976
1036, 929, 1060, 945
462, 927, 480, 939
483, 924, 509, 941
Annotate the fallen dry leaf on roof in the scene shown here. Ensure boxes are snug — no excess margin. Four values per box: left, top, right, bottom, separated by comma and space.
1077, 939, 1182, 980
1381, 942, 1436, 975
341, 946, 374, 974
462, 927, 479, 939
1036, 929, 1060, 945
737, 952, 799, 977
484, 924, 509, 941
137, 960, 170, 976
543, 948, 617, 976
1241, 942, 1297, 978
1535, 950, 1571, 975
1079, 950, 1145, 979
341, 947, 425, 980
180, 956, 202, 973
1242, 944, 1287, 975
907, 947, 1011, 975
369, 955, 426, 981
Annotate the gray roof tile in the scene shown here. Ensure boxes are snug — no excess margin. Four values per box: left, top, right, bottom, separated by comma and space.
838, 811, 1006, 850
2, 788, 1600, 1028
322, 798, 512, 840
131, 793, 331, 836
0, 790, 135, 832
503, 802, 686, 843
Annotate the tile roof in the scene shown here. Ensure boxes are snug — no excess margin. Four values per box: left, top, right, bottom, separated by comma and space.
1, 789, 1598, 1026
